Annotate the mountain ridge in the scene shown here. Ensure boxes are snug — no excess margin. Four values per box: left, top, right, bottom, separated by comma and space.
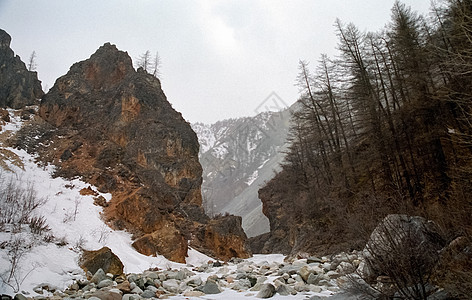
193, 108, 292, 237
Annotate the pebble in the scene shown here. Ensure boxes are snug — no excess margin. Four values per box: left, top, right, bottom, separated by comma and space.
8, 250, 370, 299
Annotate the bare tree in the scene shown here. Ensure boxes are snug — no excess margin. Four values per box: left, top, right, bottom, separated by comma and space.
152, 51, 162, 78
136, 50, 152, 73
27, 51, 37, 71
136, 50, 162, 79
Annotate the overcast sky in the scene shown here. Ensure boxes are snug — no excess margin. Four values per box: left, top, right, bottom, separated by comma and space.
0, 0, 431, 124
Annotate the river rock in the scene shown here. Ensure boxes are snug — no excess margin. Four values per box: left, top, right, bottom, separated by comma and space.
162, 279, 180, 293
201, 280, 221, 294
256, 283, 276, 298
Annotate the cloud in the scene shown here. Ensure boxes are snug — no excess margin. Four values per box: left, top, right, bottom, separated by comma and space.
0, 0, 431, 123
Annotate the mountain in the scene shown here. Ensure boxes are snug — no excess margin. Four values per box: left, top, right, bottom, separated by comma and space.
13, 42, 250, 262
0, 29, 43, 108
193, 109, 291, 237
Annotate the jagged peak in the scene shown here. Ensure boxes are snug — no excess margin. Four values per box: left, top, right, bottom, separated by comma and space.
0, 28, 11, 49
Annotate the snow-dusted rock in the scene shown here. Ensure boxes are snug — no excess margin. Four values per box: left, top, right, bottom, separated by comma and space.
162, 279, 180, 293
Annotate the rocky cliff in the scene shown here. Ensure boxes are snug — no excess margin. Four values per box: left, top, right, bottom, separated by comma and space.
17, 43, 249, 262
0, 29, 43, 108
193, 110, 291, 237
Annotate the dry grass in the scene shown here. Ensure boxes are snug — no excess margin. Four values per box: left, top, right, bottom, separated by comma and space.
0, 135, 24, 172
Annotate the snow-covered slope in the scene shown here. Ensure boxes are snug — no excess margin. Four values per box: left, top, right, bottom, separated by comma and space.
193, 109, 291, 237
0, 110, 213, 295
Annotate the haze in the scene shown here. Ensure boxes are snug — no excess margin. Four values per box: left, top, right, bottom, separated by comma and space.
0, 0, 431, 123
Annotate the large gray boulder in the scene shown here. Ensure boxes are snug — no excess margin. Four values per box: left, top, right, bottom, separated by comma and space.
359, 214, 445, 298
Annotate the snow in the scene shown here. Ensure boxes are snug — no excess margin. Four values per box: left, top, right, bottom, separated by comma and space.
246, 170, 259, 186
0, 110, 333, 299
0, 144, 212, 295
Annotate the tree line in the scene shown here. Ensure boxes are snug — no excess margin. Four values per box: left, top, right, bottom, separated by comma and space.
274, 0, 472, 241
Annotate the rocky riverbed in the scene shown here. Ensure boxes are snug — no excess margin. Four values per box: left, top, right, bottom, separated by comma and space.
3, 252, 364, 300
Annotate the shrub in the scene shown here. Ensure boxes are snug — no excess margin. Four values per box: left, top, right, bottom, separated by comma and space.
349, 215, 445, 300
28, 215, 50, 235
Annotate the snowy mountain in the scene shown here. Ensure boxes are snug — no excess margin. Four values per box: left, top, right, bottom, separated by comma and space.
193, 109, 292, 237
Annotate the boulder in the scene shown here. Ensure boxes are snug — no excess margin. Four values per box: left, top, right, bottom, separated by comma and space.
361, 214, 445, 282
201, 280, 221, 294
132, 220, 187, 263
80, 247, 124, 277
192, 214, 251, 261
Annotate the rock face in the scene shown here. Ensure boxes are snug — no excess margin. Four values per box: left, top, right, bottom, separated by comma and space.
31, 43, 249, 262
192, 215, 250, 261
0, 29, 43, 108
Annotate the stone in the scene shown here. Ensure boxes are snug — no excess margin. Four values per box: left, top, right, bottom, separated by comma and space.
183, 291, 205, 297
97, 279, 114, 289
226, 276, 234, 283
145, 285, 158, 293
336, 262, 355, 274
162, 279, 180, 293
13, 295, 27, 300
278, 265, 299, 275
77, 277, 90, 287
275, 282, 296, 296
256, 283, 276, 298
250, 283, 263, 292
201, 280, 221, 294
185, 276, 202, 287
294, 282, 309, 292
299, 265, 312, 282
326, 271, 341, 279
91, 269, 108, 284
307, 256, 322, 264
292, 259, 307, 267
140, 290, 155, 298
90, 290, 121, 300
130, 286, 143, 294
321, 263, 332, 271
80, 247, 124, 277
256, 276, 267, 284
309, 285, 322, 293
69, 282, 79, 290
231, 278, 251, 291
122, 295, 140, 300
33, 283, 58, 293
307, 273, 321, 285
